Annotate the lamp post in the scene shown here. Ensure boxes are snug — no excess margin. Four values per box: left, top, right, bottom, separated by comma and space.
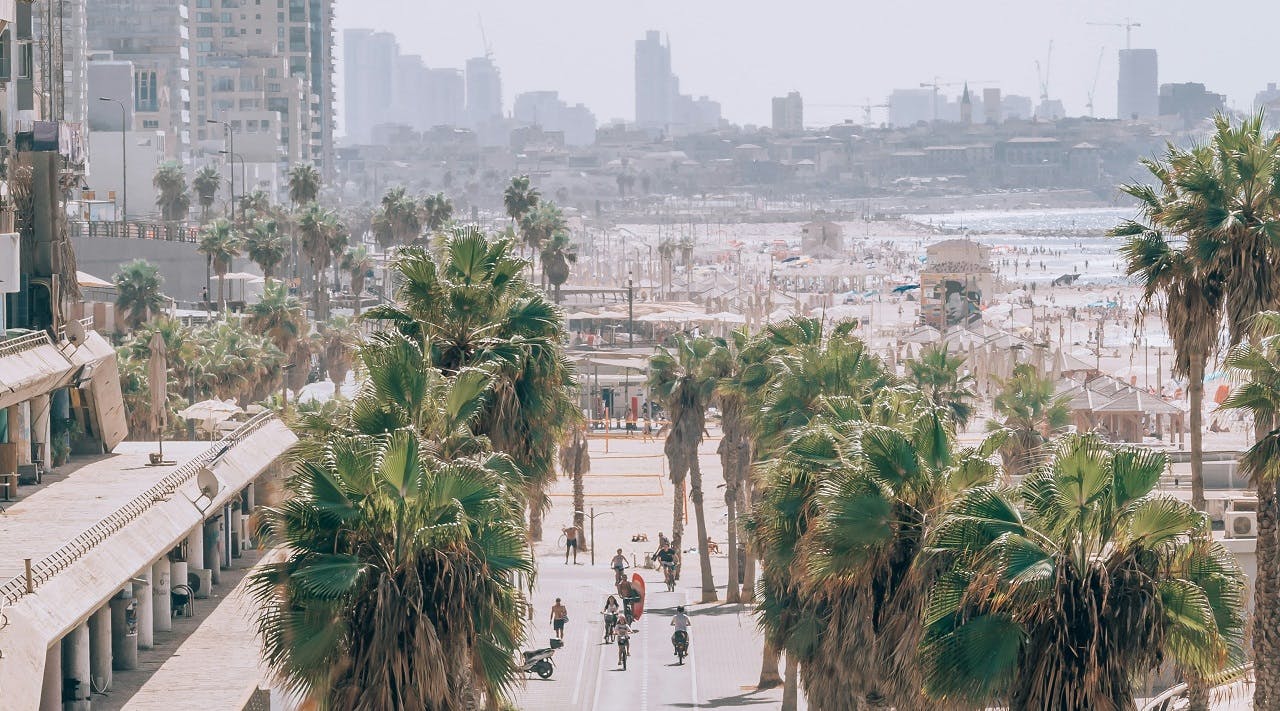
627, 272, 634, 347
575, 508, 613, 566
97, 97, 126, 230
218, 150, 247, 213
207, 119, 234, 226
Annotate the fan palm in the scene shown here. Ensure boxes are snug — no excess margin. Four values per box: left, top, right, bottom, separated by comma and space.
987, 363, 1070, 477
649, 333, 719, 602
372, 186, 422, 249
518, 202, 566, 275
923, 434, 1246, 710
366, 227, 577, 539
298, 203, 341, 317
113, 258, 166, 329
153, 160, 190, 222
342, 245, 374, 316
321, 314, 362, 397
905, 343, 978, 428
246, 280, 305, 355
287, 162, 321, 207
244, 219, 287, 284
420, 192, 454, 235
539, 231, 576, 303
559, 422, 591, 551
503, 175, 540, 228
196, 219, 242, 314
193, 164, 221, 224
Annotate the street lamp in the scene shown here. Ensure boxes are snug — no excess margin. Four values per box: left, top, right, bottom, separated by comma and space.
627, 271, 634, 347
207, 119, 235, 226
218, 150, 247, 211
575, 508, 614, 566
97, 97, 126, 229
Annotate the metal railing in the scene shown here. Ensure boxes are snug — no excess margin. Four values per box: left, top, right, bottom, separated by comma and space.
0, 329, 52, 359
0, 411, 279, 606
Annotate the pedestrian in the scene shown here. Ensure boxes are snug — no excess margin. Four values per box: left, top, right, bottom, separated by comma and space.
551, 597, 568, 640
563, 523, 579, 564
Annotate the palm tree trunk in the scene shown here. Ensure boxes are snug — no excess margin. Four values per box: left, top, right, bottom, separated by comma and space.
1186, 677, 1209, 711
742, 477, 757, 601
782, 651, 799, 711
573, 461, 587, 552
217, 272, 226, 315
528, 502, 544, 542
725, 492, 740, 603
672, 469, 686, 553
689, 453, 718, 603
1189, 358, 1206, 510
1255, 471, 1280, 710
758, 639, 782, 689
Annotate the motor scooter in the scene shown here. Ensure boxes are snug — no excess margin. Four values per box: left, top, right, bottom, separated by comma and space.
520, 639, 561, 679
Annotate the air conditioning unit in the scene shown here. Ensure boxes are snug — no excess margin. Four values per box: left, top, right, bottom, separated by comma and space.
1226, 511, 1258, 539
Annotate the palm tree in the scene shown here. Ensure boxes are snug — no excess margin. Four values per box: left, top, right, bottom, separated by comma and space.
341, 245, 374, 316
287, 162, 321, 207
649, 334, 719, 603
419, 192, 454, 236
153, 161, 190, 222
113, 258, 166, 330
519, 202, 567, 273
559, 422, 591, 551
372, 186, 421, 249
320, 314, 361, 397
503, 174, 540, 228
245, 280, 305, 355
706, 328, 771, 604
297, 203, 341, 317
244, 219, 287, 284
249, 350, 533, 708
988, 362, 1070, 477
366, 227, 577, 540
196, 219, 242, 313
539, 231, 576, 303
923, 434, 1246, 710
904, 342, 978, 428
192, 164, 221, 224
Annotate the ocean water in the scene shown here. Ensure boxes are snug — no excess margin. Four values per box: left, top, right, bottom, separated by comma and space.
905, 207, 1136, 234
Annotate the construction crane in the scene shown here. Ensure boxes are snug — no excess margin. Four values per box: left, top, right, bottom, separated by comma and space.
1087, 17, 1141, 49
477, 13, 493, 59
1035, 41, 1054, 102
919, 78, 996, 121
1085, 46, 1106, 117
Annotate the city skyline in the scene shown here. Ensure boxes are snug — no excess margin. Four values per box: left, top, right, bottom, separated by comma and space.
332, 0, 1280, 130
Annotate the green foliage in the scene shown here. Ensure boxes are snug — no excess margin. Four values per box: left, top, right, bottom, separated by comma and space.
905, 343, 977, 428
153, 160, 190, 221
192, 164, 222, 223
987, 363, 1070, 477
113, 258, 166, 329
287, 162, 321, 207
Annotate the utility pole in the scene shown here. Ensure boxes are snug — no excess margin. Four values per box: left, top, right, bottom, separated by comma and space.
627, 273, 634, 347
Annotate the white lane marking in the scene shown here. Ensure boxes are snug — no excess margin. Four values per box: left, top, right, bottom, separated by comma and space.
571, 618, 590, 705
640, 608, 650, 711
685, 592, 698, 709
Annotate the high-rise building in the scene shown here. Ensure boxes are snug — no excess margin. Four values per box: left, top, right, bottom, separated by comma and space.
982, 87, 1002, 123
771, 91, 803, 133
87, 0, 191, 160
190, 0, 335, 177
1118, 48, 1158, 121
889, 88, 934, 127
424, 68, 464, 129
465, 56, 503, 127
513, 90, 596, 146
1159, 82, 1224, 129
635, 30, 674, 131
343, 29, 397, 144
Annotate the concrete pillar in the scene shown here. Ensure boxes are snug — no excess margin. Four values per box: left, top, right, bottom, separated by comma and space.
186, 524, 204, 570
31, 393, 50, 467
15, 400, 31, 466
89, 605, 112, 691
152, 559, 172, 633
230, 502, 243, 559
39, 641, 61, 711
134, 571, 153, 649
170, 560, 188, 616
222, 504, 233, 569
61, 622, 90, 711
108, 589, 138, 670
203, 517, 222, 585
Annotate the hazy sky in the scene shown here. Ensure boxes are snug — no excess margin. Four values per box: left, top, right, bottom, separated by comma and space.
333, 0, 1280, 131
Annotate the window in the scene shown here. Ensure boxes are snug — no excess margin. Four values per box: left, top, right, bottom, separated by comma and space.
260, 120, 270, 130
0, 30, 10, 81
196, 11, 213, 21
267, 82, 280, 92
197, 41, 213, 52
196, 0, 211, 6
142, 119, 160, 129
196, 26, 212, 37
255, 29, 261, 34
136, 71, 159, 111
219, 11, 231, 22
17, 41, 33, 79
213, 76, 234, 91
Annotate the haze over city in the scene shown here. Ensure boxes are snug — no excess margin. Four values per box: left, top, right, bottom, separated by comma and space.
335, 0, 1279, 128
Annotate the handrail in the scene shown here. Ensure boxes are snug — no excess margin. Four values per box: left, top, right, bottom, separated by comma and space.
0, 330, 52, 359
0, 411, 279, 606
1139, 662, 1254, 711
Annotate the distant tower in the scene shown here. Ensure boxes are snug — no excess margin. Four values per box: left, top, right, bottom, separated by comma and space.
960, 83, 973, 124
1118, 48, 1158, 120
983, 87, 1002, 123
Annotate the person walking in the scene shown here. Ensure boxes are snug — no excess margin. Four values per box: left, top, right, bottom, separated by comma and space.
550, 598, 569, 640
563, 523, 579, 564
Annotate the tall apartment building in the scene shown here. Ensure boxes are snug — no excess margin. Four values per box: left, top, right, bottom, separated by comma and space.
771, 91, 803, 133
1118, 48, 1158, 121
465, 55, 502, 127
634, 30, 673, 131
343, 28, 396, 144
190, 0, 335, 177
513, 90, 596, 146
88, 0, 192, 160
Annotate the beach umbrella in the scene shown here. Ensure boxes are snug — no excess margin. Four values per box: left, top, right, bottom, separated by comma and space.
148, 332, 170, 461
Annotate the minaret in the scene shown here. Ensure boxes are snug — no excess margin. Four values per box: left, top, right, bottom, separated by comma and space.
960, 83, 973, 124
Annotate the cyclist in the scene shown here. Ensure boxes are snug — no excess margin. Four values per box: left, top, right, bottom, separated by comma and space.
671, 605, 692, 660
602, 595, 621, 642
655, 543, 678, 590
614, 616, 635, 668
610, 548, 629, 583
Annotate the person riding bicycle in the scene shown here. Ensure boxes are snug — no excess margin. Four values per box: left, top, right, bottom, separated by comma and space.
655, 543, 678, 587
602, 595, 621, 639
671, 605, 692, 656
610, 548, 628, 583
616, 579, 641, 621
614, 617, 634, 667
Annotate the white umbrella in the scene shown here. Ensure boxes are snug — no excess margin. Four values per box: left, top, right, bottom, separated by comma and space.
178, 399, 242, 422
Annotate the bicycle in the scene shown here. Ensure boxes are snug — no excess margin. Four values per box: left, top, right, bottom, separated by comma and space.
618, 636, 630, 670
603, 612, 617, 643
662, 562, 676, 592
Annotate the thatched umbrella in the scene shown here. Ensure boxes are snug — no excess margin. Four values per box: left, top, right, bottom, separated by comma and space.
148, 332, 172, 464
